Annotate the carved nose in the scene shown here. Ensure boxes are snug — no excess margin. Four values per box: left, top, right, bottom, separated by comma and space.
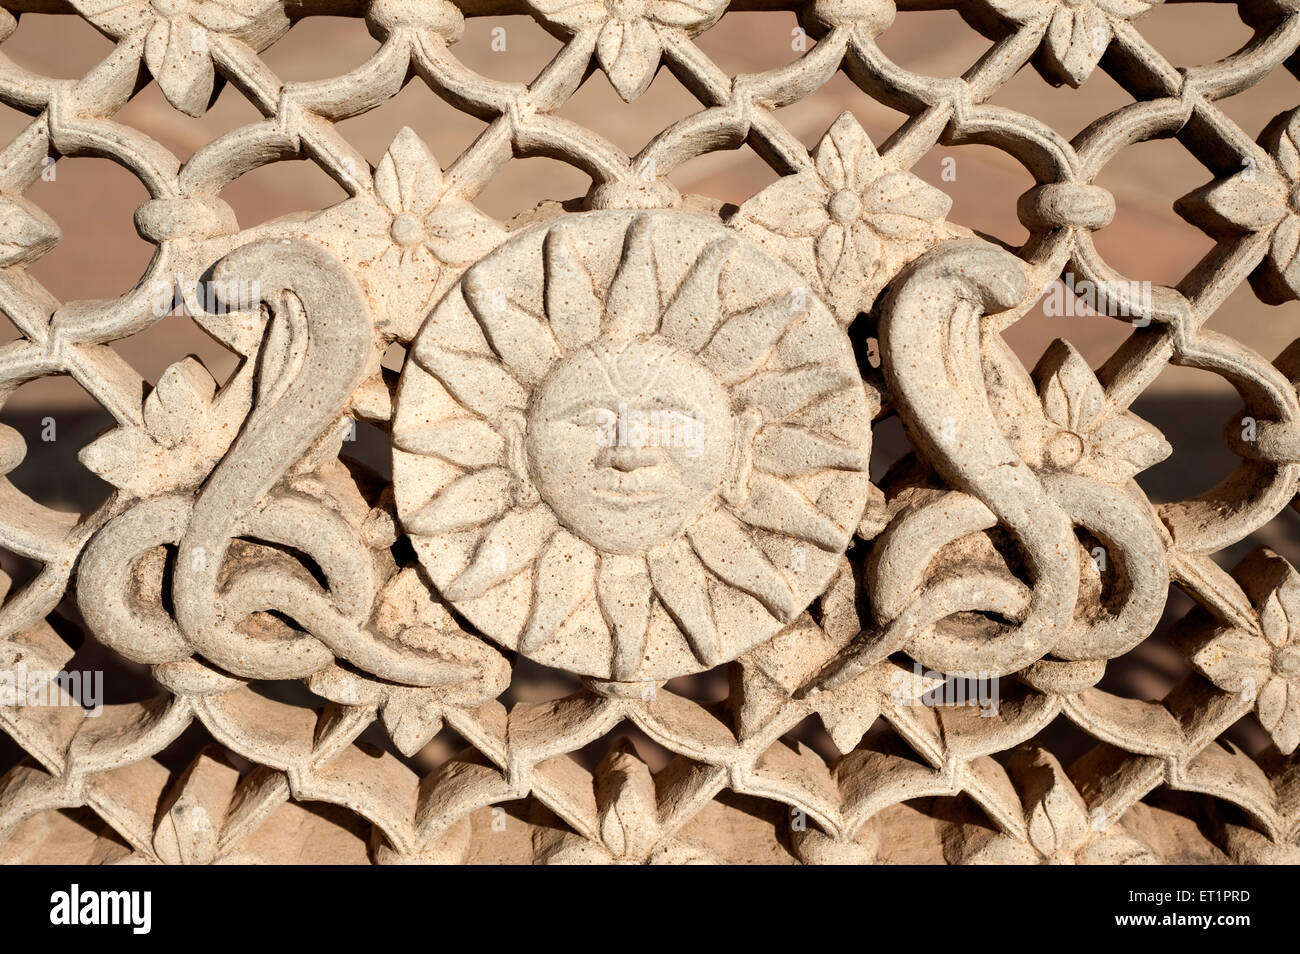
606, 444, 661, 471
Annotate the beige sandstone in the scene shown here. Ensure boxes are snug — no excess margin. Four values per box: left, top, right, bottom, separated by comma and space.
0, 0, 1296, 865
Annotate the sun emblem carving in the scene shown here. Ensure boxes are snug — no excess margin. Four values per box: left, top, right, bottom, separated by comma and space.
391, 210, 875, 680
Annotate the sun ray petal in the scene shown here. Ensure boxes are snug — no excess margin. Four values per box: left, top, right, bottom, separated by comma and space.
392, 417, 505, 468
403, 467, 513, 536
603, 214, 661, 341
753, 424, 869, 476
413, 345, 527, 426
544, 223, 603, 351
411, 279, 491, 354
464, 267, 561, 387
699, 295, 808, 385
733, 472, 849, 551
734, 364, 858, 422
441, 505, 558, 600
687, 510, 797, 622
596, 552, 654, 680
658, 236, 735, 353
646, 537, 721, 666
520, 530, 598, 654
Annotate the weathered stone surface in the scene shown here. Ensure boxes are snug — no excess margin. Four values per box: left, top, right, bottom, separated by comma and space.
0, 0, 1297, 865
392, 209, 873, 680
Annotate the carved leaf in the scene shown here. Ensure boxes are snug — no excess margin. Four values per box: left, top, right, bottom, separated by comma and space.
0, 196, 59, 266
1078, 412, 1171, 484
596, 18, 662, 101
594, 740, 660, 859
144, 19, 216, 117
70, 0, 154, 36
1043, 3, 1112, 88
381, 693, 445, 757
1268, 215, 1300, 299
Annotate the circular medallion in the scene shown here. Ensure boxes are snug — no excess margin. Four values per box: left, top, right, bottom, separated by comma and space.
391, 210, 872, 680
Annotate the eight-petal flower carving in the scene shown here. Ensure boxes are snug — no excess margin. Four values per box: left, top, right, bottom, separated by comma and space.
983, 0, 1157, 87
734, 112, 958, 324
72, 0, 287, 116
1178, 108, 1300, 303
80, 355, 250, 498
529, 0, 727, 100
1184, 549, 1300, 754
311, 128, 507, 342
1033, 340, 1171, 484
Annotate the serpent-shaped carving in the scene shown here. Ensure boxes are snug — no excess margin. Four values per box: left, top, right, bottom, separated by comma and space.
818, 240, 1169, 686
77, 239, 463, 687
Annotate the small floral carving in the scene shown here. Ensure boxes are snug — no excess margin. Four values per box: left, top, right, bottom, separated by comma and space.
1185, 550, 1300, 754
962, 749, 1158, 864
983, 0, 1157, 87
1179, 108, 1300, 303
528, 0, 727, 101
311, 128, 506, 342
816, 661, 946, 754
533, 740, 720, 864
308, 567, 512, 756
72, 0, 286, 116
1034, 340, 1170, 484
79, 356, 247, 498
733, 112, 958, 324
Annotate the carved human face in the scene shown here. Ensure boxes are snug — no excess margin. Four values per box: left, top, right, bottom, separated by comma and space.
526, 337, 735, 554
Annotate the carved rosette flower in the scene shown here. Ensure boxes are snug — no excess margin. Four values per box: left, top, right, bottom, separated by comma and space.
1186, 550, 1300, 754
981, 0, 1157, 87
72, 0, 287, 116
733, 112, 958, 324
312, 128, 507, 341
962, 749, 1158, 864
528, 0, 727, 101
79, 356, 246, 497
1179, 108, 1300, 303
1034, 340, 1170, 484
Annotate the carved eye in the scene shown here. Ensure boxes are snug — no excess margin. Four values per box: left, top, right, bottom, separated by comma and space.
645, 398, 694, 416
571, 407, 617, 430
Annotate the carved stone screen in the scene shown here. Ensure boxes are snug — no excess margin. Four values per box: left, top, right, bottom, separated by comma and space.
0, 0, 1298, 866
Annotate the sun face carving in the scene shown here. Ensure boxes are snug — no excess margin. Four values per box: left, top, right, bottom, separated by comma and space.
526, 337, 737, 555
391, 210, 875, 681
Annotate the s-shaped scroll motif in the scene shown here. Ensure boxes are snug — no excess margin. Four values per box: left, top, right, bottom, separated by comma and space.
76, 239, 506, 694
818, 240, 1172, 686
